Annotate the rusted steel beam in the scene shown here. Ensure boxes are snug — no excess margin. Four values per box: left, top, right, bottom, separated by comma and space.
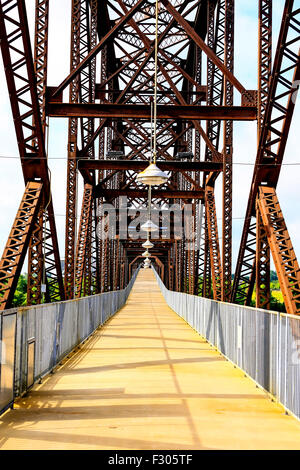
83, 209, 92, 297
79, 0, 98, 296
64, 0, 81, 299
51, 0, 147, 98
46, 102, 257, 120
256, 203, 270, 310
78, 159, 223, 172
78, 1, 190, 160
74, 184, 93, 298
27, 209, 44, 305
205, 187, 222, 300
28, 0, 63, 306
232, 1, 299, 306
251, 0, 273, 309
199, 0, 223, 299
205, 186, 222, 301
0, 0, 48, 183
161, 0, 252, 100
0, 182, 43, 310
222, 0, 234, 302
258, 0, 272, 137
257, 187, 300, 316
27, 0, 50, 305
0, 0, 65, 306
205, 0, 224, 165
94, 188, 205, 201
234, 0, 273, 308
34, 0, 49, 130
95, 85, 207, 100
157, 61, 221, 161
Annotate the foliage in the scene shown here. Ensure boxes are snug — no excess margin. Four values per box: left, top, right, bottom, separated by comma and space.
11, 274, 28, 307
270, 270, 278, 282
0, 274, 27, 306
198, 274, 286, 313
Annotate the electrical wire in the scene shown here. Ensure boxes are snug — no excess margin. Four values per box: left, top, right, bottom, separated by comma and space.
0, 155, 300, 166
153, 0, 159, 165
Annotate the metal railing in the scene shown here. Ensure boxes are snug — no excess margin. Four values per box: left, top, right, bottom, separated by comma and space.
153, 268, 300, 421
0, 269, 139, 416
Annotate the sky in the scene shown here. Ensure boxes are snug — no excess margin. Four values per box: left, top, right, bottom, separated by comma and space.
0, 0, 299, 274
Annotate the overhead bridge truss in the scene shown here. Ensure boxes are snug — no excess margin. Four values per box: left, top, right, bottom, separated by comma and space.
0, 0, 299, 317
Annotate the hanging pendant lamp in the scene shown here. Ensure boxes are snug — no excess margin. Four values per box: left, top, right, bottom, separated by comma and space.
141, 219, 158, 232
136, 162, 168, 186
136, 0, 169, 187
142, 239, 154, 249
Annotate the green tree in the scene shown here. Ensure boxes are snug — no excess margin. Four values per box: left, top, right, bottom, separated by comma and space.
11, 274, 27, 307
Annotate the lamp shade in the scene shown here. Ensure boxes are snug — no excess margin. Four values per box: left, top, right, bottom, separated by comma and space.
136, 163, 168, 186
141, 220, 158, 232
142, 239, 154, 249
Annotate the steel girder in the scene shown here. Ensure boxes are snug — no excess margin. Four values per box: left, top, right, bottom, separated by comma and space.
1, 0, 299, 314
232, 0, 300, 315
0, 0, 64, 309
257, 187, 300, 315
0, 182, 43, 310
221, 0, 234, 302
64, 0, 81, 299
74, 184, 93, 298
205, 186, 222, 301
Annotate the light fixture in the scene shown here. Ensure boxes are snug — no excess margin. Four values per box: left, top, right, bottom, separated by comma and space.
142, 250, 150, 257
141, 219, 158, 232
136, 162, 168, 186
142, 239, 154, 249
136, 0, 170, 187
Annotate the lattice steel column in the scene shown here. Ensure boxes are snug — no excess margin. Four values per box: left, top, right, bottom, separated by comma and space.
201, 0, 225, 299
27, 0, 49, 305
205, 186, 222, 301
83, 209, 92, 297
74, 184, 93, 298
258, 0, 272, 137
232, 1, 299, 306
174, 240, 179, 291
0, 182, 43, 310
0, 0, 64, 306
34, 0, 49, 129
27, 209, 44, 305
222, 0, 234, 302
64, 0, 81, 299
206, 0, 224, 161
257, 186, 300, 316
256, 199, 270, 309
254, 0, 272, 308
203, 213, 212, 298
72, 0, 98, 297
82, 0, 99, 294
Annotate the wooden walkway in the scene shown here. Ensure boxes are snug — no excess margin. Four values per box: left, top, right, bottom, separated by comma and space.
1, 269, 300, 450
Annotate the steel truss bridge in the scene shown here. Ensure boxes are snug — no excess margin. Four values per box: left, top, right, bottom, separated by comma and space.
0, 0, 299, 317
